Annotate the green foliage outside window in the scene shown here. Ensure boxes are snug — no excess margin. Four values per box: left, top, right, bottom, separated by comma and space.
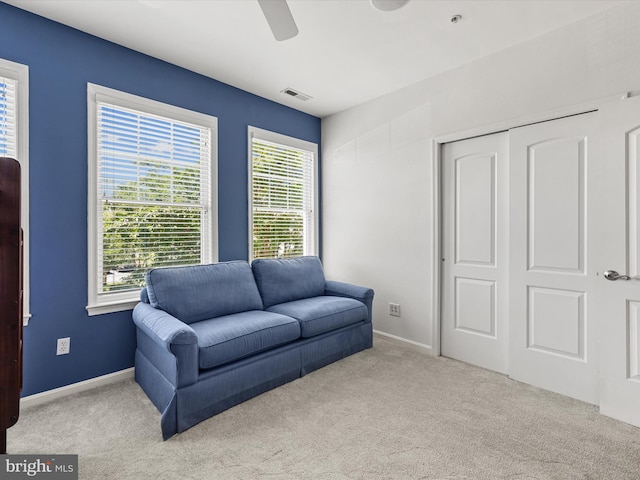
251, 140, 308, 260
101, 165, 203, 292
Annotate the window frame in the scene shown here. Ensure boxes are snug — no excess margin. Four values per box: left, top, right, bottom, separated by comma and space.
87, 83, 218, 316
247, 126, 319, 262
0, 58, 30, 326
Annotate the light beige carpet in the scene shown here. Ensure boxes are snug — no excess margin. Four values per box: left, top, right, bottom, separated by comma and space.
8, 336, 640, 479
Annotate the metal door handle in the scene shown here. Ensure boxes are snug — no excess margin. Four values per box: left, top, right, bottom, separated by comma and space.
604, 270, 631, 281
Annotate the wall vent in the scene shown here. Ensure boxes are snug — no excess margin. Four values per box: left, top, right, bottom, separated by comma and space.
281, 88, 312, 101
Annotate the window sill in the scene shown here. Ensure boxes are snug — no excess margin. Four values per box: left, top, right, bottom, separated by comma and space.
86, 299, 138, 316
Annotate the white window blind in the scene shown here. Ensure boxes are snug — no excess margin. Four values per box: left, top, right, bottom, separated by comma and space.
250, 132, 317, 260
0, 59, 29, 325
0, 75, 17, 157
96, 102, 212, 294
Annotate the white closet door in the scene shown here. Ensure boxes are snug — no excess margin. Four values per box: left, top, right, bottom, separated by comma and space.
596, 95, 640, 427
442, 132, 509, 374
508, 112, 599, 405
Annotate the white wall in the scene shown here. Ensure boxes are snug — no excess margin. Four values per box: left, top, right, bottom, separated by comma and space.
321, 2, 640, 351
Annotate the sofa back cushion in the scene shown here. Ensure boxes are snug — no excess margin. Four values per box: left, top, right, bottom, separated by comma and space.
145, 261, 264, 324
252, 256, 326, 309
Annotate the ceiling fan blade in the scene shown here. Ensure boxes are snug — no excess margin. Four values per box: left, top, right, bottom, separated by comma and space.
257, 0, 299, 41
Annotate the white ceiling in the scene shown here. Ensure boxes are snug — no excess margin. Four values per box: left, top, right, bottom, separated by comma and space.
5, 0, 630, 117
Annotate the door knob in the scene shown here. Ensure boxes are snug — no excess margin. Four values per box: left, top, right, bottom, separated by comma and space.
604, 270, 631, 281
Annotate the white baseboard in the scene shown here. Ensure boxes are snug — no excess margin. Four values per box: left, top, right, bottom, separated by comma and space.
20, 333, 429, 409
20, 368, 135, 410
373, 330, 434, 355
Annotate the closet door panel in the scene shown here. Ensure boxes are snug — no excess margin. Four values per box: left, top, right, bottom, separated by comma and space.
441, 132, 509, 374
509, 113, 598, 405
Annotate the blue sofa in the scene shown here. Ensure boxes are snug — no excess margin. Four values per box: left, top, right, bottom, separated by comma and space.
132, 256, 374, 439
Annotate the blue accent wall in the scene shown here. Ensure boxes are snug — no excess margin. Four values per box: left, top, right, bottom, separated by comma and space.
0, 3, 321, 396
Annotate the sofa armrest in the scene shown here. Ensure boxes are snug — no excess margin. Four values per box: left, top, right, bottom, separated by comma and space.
325, 280, 375, 323
133, 302, 198, 388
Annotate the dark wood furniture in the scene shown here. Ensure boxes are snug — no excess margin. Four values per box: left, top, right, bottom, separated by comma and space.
0, 157, 22, 453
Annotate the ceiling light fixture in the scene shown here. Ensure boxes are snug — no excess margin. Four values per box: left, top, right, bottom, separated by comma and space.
370, 0, 410, 12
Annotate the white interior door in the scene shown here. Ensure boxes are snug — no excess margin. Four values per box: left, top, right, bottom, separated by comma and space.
508, 113, 599, 405
597, 95, 640, 427
441, 132, 509, 374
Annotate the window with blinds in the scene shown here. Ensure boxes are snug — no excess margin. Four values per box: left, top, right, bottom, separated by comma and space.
0, 59, 29, 325
88, 84, 217, 314
249, 128, 317, 261
0, 75, 17, 157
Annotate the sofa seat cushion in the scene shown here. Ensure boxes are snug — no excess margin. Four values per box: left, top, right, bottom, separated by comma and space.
267, 296, 367, 338
191, 311, 301, 370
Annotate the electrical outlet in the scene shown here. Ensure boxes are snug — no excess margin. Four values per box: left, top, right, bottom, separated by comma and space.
56, 337, 70, 356
389, 303, 401, 317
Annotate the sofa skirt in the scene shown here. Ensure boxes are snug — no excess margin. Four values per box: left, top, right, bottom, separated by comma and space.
135, 320, 373, 439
